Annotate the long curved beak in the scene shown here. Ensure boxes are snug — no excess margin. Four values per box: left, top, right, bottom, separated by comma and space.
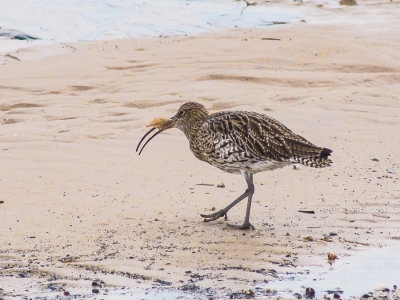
136, 119, 175, 155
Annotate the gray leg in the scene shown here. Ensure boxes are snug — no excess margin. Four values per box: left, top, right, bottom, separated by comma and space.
200, 189, 249, 222
228, 173, 255, 230
201, 172, 255, 230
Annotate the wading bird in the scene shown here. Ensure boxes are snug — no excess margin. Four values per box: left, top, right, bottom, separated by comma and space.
137, 102, 332, 229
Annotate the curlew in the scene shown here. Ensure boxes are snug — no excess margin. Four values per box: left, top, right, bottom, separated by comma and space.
137, 102, 332, 230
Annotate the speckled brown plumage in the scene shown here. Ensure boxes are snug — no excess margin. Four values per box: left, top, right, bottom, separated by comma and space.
137, 102, 332, 229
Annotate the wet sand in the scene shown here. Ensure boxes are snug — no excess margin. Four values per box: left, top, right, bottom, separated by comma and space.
1, 1, 400, 299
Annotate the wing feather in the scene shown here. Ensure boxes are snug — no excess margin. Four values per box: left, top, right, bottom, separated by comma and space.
196, 111, 325, 162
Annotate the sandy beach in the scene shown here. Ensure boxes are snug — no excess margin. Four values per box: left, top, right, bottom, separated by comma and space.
1, 1, 400, 298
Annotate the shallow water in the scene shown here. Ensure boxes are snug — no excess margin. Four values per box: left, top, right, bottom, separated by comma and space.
263, 245, 400, 298
0, 0, 301, 54
2, 246, 399, 299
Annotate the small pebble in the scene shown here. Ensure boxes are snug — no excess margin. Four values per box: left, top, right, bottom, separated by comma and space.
63, 291, 70, 296
305, 287, 315, 299
328, 253, 338, 261
333, 293, 340, 299
92, 288, 100, 294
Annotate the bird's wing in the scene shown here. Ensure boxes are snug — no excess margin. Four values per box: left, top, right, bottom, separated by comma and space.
198, 111, 324, 162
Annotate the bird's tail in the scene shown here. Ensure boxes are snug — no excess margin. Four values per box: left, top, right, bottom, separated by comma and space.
294, 148, 332, 168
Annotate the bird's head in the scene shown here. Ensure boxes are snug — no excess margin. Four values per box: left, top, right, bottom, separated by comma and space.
136, 102, 208, 155
172, 102, 208, 134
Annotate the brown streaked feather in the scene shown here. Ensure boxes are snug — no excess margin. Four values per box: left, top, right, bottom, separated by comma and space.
195, 111, 330, 167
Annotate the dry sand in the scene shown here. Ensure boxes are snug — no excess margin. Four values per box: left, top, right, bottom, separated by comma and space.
1, 1, 400, 299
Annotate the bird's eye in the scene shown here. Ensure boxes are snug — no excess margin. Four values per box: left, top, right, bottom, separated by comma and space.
178, 110, 184, 116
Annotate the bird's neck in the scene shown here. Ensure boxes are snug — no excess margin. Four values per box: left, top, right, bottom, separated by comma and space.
182, 113, 208, 142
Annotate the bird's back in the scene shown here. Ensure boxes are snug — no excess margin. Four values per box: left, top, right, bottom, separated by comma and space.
190, 110, 332, 174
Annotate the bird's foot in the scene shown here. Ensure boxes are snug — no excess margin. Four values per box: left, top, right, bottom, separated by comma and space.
200, 209, 228, 222
227, 222, 255, 230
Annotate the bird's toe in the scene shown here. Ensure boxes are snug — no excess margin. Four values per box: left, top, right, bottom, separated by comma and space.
201, 209, 228, 222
